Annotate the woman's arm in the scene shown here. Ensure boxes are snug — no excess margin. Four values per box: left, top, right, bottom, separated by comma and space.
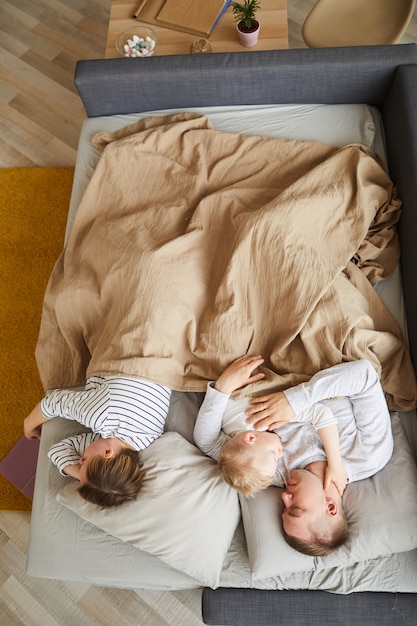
61, 463, 82, 480
48, 432, 99, 478
23, 403, 50, 440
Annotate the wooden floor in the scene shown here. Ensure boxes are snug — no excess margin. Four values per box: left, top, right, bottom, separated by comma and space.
1, 1, 417, 623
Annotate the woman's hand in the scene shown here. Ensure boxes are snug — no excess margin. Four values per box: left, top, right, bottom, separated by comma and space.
23, 403, 49, 440
245, 392, 295, 431
62, 463, 82, 481
214, 355, 265, 395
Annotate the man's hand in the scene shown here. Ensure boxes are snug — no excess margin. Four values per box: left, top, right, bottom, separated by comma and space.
214, 355, 265, 395
23, 403, 49, 440
324, 460, 348, 496
245, 391, 295, 431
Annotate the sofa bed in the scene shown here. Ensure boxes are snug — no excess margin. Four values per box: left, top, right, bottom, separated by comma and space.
27, 44, 417, 624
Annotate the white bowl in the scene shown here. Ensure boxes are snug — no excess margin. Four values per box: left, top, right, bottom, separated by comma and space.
116, 26, 157, 58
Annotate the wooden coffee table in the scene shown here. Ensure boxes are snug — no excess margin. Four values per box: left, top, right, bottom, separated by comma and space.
105, 0, 288, 58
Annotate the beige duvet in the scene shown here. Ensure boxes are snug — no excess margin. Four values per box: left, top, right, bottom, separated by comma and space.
36, 113, 417, 410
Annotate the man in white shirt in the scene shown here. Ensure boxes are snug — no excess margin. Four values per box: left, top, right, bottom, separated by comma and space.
193, 356, 393, 555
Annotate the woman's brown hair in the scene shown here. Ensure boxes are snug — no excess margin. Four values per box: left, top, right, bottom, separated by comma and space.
78, 448, 143, 507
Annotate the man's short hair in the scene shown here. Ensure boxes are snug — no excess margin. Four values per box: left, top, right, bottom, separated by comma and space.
283, 510, 349, 556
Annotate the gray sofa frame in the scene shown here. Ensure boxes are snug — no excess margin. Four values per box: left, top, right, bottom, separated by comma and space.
74, 44, 417, 625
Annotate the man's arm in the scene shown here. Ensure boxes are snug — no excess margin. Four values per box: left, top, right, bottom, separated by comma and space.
288, 360, 393, 479
246, 360, 383, 431
317, 423, 348, 495
283, 360, 382, 415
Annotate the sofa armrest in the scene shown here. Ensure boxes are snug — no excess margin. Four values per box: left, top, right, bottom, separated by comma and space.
383, 63, 417, 370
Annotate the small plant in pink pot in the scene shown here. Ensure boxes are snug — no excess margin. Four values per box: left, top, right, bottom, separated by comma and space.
232, 0, 261, 47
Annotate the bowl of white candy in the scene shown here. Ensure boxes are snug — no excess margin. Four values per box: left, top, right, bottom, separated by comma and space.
116, 26, 157, 58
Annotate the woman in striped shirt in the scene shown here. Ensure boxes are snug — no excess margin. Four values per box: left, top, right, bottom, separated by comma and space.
23, 375, 172, 507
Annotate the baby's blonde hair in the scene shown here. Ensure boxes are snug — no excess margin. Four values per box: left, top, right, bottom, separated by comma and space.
217, 437, 273, 497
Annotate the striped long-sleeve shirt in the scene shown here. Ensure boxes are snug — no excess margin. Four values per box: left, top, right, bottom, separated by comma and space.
43, 375, 171, 474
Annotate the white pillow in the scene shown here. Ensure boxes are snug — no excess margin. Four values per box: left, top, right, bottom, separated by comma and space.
57, 431, 240, 588
240, 413, 417, 580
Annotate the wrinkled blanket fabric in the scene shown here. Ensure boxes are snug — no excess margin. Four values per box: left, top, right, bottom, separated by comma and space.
36, 113, 417, 410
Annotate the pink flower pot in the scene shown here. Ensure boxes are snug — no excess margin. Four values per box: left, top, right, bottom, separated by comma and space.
237, 20, 260, 47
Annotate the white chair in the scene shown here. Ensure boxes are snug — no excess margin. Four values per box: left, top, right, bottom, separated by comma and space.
302, 0, 416, 48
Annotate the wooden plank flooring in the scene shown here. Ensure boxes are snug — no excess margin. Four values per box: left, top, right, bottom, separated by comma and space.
1, 1, 417, 622
0, 0, 110, 167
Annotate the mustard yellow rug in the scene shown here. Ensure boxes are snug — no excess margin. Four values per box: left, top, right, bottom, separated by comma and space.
0, 167, 74, 511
